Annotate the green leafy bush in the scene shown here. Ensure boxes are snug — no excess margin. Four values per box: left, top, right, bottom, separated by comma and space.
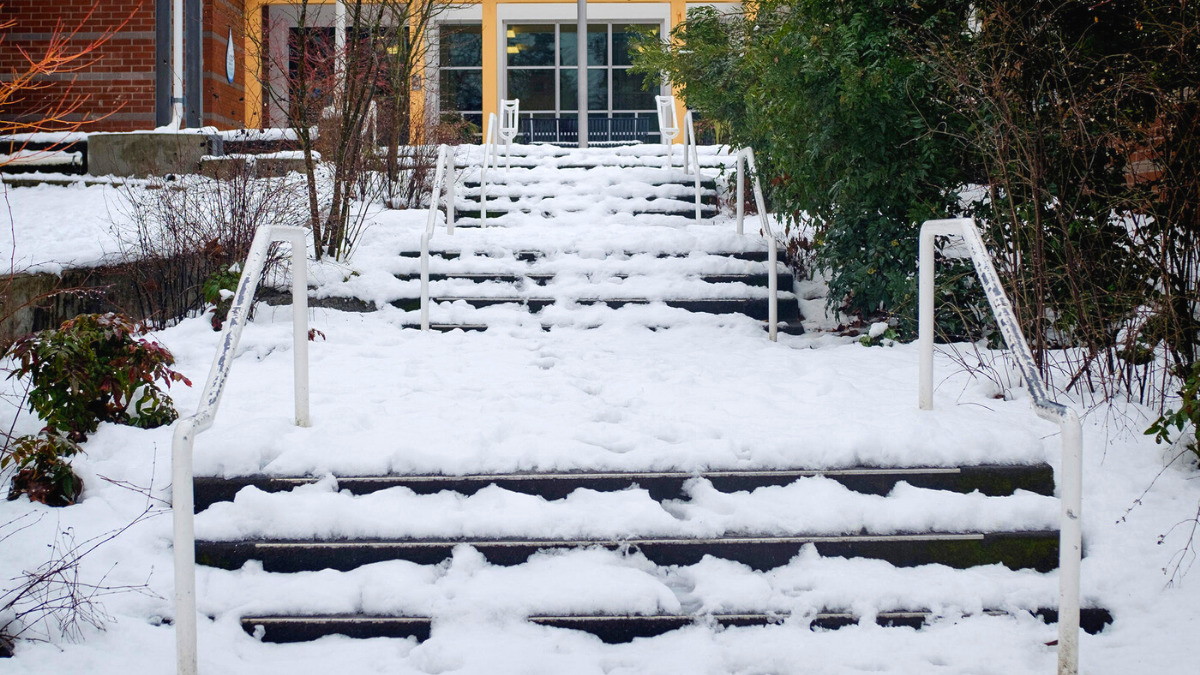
632, 1, 967, 321
3, 432, 83, 506
202, 263, 242, 331
5, 313, 191, 443
1147, 362, 1200, 460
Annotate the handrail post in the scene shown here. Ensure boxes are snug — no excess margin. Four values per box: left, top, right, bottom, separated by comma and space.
736, 150, 744, 235
419, 145, 453, 331
285, 229, 310, 427
420, 231, 432, 331
743, 148, 777, 342
1058, 409, 1083, 675
685, 111, 701, 222
481, 112, 498, 227
767, 237, 778, 342
446, 149, 456, 236
172, 419, 198, 675
918, 223, 937, 410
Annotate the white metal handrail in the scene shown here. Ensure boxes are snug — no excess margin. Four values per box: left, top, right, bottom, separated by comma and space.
682, 109, 702, 222
498, 98, 520, 170
480, 112, 498, 226
420, 144, 458, 330
918, 218, 1082, 675
733, 148, 778, 342
172, 225, 310, 675
656, 95, 680, 170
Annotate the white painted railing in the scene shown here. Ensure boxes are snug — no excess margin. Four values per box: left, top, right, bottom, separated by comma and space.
172, 225, 310, 675
918, 218, 1082, 675
654, 95, 702, 222
497, 98, 520, 171
420, 144, 458, 330
656, 95, 680, 170
734, 148, 778, 342
479, 100, 518, 228
682, 110, 702, 222
480, 112, 498, 226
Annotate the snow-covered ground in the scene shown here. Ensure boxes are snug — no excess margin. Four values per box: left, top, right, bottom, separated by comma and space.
2, 169, 1199, 674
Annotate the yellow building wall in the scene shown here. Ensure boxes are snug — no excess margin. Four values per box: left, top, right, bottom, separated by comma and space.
243, 0, 709, 143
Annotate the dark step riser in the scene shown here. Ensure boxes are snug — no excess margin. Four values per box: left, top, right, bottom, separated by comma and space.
456, 195, 720, 208
389, 298, 800, 322
398, 251, 775, 263
193, 465, 1055, 513
460, 179, 721, 189
241, 608, 1113, 644
454, 209, 720, 220
197, 533, 1059, 574
393, 273, 794, 289
419, 322, 800, 334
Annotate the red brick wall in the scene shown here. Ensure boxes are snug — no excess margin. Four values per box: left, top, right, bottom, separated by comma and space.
1, 0, 249, 132
204, 0, 246, 128
0, 1, 158, 132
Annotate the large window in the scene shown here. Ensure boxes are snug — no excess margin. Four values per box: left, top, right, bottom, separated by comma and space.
438, 24, 483, 128
505, 23, 660, 127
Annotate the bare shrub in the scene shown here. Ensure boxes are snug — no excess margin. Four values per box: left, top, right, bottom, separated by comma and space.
112, 167, 310, 329
0, 502, 162, 651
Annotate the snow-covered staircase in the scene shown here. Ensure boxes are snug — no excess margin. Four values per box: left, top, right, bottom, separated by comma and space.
185, 145, 1110, 654
369, 144, 801, 333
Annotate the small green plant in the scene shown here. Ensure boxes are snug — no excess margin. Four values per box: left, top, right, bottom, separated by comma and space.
202, 263, 242, 330
3, 432, 83, 506
5, 313, 191, 443
859, 322, 899, 347
1147, 361, 1200, 459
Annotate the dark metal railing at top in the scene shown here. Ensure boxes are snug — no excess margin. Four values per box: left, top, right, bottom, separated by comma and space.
518, 116, 656, 146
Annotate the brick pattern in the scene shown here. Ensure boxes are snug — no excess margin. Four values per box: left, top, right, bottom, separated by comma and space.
1, 0, 247, 132
204, 0, 246, 128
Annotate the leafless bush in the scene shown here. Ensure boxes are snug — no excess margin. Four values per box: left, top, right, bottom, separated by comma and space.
112, 167, 310, 329
0, 506, 161, 650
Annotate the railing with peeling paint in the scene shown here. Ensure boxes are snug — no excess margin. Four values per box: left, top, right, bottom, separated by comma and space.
173, 224, 310, 675
918, 217, 1082, 675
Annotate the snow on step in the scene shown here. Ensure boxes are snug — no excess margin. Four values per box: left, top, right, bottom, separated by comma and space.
193, 477, 1056, 542
185, 322, 1048, 479
195, 546, 1058, 625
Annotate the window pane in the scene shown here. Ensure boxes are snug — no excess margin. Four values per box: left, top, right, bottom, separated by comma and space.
613, 24, 658, 66
508, 68, 556, 110
639, 111, 661, 134
507, 24, 555, 67
440, 25, 481, 67
559, 68, 575, 111
560, 24, 608, 66
589, 67, 607, 110
559, 68, 607, 111
612, 68, 655, 110
439, 70, 482, 112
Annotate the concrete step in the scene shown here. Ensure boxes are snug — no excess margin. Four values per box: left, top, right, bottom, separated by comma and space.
390, 297, 800, 322
460, 178, 720, 191
397, 250, 777, 263
195, 531, 1060, 573
392, 271, 794, 289
239, 608, 1114, 644
452, 205, 721, 220
193, 464, 1055, 512
399, 321, 806, 335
